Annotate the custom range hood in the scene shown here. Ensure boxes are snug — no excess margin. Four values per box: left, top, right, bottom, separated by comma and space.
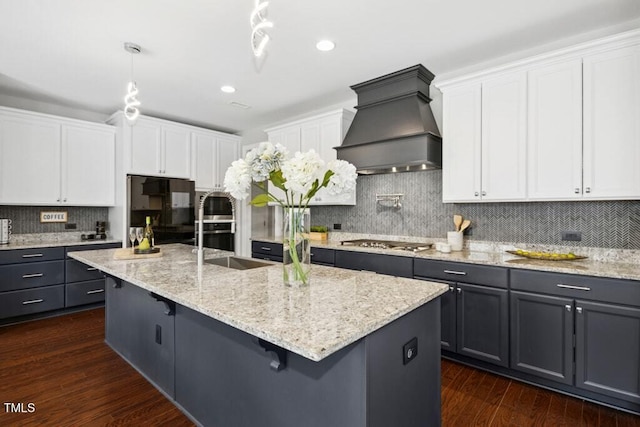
336, 64, 442, 174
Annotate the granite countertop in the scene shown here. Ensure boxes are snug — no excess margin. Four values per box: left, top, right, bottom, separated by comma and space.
0, 232, 121, 251
68, 244, 449, 362
253, 234, 640, 282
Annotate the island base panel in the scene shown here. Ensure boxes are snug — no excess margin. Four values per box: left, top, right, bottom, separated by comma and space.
174, 300, 441, 427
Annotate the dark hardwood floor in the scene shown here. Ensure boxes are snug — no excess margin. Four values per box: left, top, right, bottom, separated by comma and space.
1, 308, 638, 426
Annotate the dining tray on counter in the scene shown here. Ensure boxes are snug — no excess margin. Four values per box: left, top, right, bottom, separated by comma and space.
506, 250, 587, 261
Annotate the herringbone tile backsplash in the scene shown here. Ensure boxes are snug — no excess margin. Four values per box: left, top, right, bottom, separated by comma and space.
0, 206, 108, 235
311, 170, 640, 249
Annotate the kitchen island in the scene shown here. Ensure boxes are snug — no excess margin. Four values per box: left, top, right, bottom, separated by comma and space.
69, 244, 448, 427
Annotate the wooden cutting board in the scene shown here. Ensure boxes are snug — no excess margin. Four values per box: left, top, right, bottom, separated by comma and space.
113, 248, 163, 260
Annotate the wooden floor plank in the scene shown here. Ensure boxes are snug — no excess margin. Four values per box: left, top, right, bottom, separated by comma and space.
2, 308, 639, 427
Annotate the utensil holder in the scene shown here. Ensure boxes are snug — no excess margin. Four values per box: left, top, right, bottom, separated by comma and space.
447, 231, 463, 251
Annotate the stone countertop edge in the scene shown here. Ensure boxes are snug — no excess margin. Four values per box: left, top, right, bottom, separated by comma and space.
253, 236, 640, 282
0, 234, 122, 250
68, 244, 449, 362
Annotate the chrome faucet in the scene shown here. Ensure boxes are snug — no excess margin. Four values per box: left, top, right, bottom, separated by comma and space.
197, 189, 236, 266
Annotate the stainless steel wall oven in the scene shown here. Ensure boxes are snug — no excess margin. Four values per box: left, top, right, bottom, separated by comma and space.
196, 192, 234, 252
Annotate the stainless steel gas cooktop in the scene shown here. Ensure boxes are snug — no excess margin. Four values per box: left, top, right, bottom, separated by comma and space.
340, 239, 433, 253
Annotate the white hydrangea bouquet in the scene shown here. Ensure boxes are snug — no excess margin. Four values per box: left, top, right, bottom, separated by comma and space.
224, 142, 357, 285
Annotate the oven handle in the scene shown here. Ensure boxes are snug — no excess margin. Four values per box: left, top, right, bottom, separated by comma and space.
201, 230, 234, 235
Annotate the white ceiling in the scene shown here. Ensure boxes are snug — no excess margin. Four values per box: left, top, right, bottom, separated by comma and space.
1, 0, 639, 135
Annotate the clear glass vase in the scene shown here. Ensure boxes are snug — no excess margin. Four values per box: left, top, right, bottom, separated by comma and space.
282, 207, 311, 286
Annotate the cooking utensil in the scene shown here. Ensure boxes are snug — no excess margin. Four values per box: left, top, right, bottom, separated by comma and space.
459, 219, 471, 233
453, 215, 463, 231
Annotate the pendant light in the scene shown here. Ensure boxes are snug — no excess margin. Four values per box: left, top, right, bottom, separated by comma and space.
250, 0, 273, 57
123, 42, 141, 123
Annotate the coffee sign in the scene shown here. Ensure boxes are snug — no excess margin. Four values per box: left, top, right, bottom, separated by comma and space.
40, 211, 68, 223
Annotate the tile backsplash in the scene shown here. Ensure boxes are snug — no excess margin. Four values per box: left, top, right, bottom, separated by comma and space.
311, 170, 640, 249
0, 206, 109, 235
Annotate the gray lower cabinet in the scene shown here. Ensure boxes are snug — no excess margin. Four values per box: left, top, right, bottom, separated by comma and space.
251, 240, 283, 262
310, 247, 335, 266
335, 250, 413, 278
510, 291, 574, 384
456, 282, 509, 367
0, 247, 65, 319
105, 277, 175, 398
511, 269, 640, 407
252, 240, 336, 266
414, 258, 509, 367
64, 242, 120, 307
575, 300, 640, 404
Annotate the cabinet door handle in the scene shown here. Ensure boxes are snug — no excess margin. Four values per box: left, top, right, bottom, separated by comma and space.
22, 273, 44, 279
86, 267, 98, 271
481, 191, 486, 196
457, 288, 462, 294
474, 192, 479, 197
260, 247, 272, 251
574, 188, 580, 194
22, 299, 44, 305
556, 284, 591, 291
565, 304, 572, 312
86, 289, 105, 295
576, 307, 583, 314
449, 286, 455, 292
585, 187, 591, 194
22, 253, 44, 258
444, 270, 467, 276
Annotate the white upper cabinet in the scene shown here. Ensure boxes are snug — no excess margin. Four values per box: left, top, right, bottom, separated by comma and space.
191, 131, 240, 191
441, 72, 526, 202
480, 71, 527, 201
128, 117, 190, 178
527, 59, 583, 200
191, 131, 216, 190
583, 44, 640, 199
0, 112, 61, 204
215, 135, 240, 189
62, 124, 115, 206
0, 107, 115, 206
442, 83, 481, 202
265, 109, 356, 205
161, 124, 191, 178
439, 29, 640, 202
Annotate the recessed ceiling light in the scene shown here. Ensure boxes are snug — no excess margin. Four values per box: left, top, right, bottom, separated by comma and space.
316, 40, 335, 52
221, 85, 236, 93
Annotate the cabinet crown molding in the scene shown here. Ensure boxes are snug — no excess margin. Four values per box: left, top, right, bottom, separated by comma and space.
435, 28, 640, 90
264, 108, 355, 133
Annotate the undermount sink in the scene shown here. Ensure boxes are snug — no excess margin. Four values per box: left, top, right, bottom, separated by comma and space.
205, 256, 276, 270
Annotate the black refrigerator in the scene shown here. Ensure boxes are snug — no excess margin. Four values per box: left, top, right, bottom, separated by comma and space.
128, 175, 195, 245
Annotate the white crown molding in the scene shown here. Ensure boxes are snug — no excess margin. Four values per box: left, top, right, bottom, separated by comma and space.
435, 28, 640, 90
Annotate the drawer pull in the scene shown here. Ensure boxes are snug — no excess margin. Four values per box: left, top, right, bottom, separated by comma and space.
22, 253, 44, 258
22, 299, 44, 305
444, 270, 467, 276
22, 273, 44, 279
260, 247, 272, 251
86, 267, 98, 271
86, 289, 105, 295
556, 284, 591, 291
